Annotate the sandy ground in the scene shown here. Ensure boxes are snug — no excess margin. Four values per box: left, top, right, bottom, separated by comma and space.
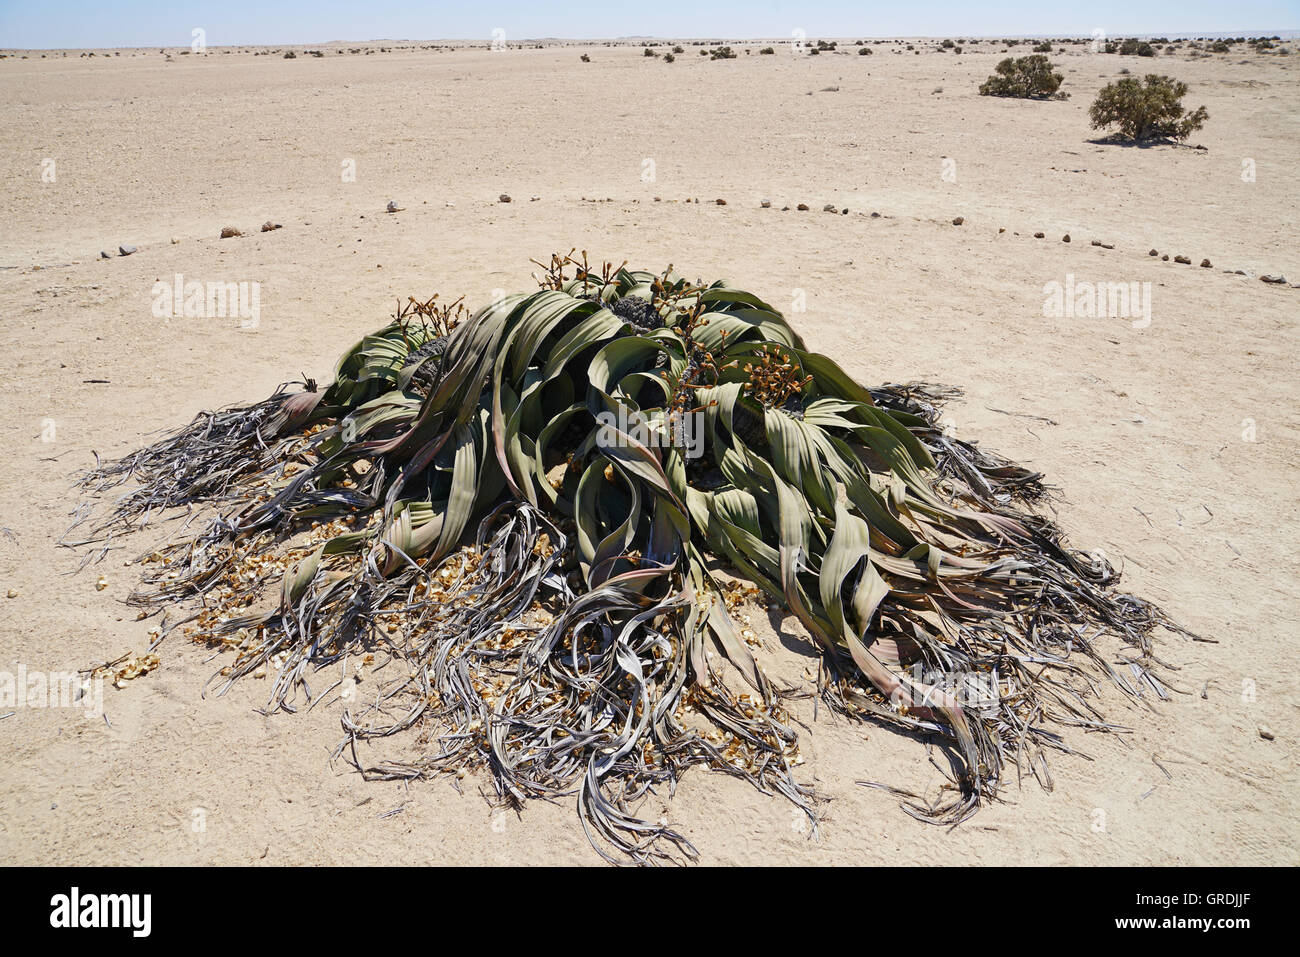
1, 40, 1297, 865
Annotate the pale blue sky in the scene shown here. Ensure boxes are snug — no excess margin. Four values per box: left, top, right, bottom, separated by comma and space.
1, 0, 1296, 49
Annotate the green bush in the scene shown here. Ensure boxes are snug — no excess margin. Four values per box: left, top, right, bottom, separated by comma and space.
1089, 74, 1208, 141
1119, 38, 1156, 56
663, 52, 675, 62
978, 55, 1065, 99
759, 46, 775, 54
1033, 41, 1052, 52
858, 46, 871, 55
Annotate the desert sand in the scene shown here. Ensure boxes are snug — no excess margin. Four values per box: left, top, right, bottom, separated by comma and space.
0, 39, 1297, 865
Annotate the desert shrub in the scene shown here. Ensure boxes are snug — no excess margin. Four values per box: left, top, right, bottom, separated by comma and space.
760, 46, 775, 54
78, 254, 1188, 862
283, 51, 296, 59
644, 47, 657, 57
978, 55, 1065, 99
580, 53, 590, 62
1033, 41, 1052, 52
858, 46, 871, 55
1210, 41, 1230, 53
663, 52, 675, 62
709, 46, 737, 60
672, 45, 683, 53
942, 38, 955, 49
1119, 38, 1156, 56
1089, 74, 1209, 141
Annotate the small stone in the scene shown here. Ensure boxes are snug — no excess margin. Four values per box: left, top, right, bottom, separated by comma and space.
998, 227, 1005, 233
1258, 725, 1275, 740
653, 196, 661, 202
1061, 233, 1070, 242
385, 200, 401, 213
95, 577, 108, 591
219, 226, 241, 238
952, 216, 964, 225
1149, 249, 1158, 256
5, 589, 17, 599
1200, 259, 1211, 268
760, 199, 771, 208
841, 208, 848, 215
1161, 254, 1169, 261
871, 211, 881, 218
118, 245, 136, 256
260, 221, 282, 232
498, 194, 512, 203
170, 237, 180, 244
1091, 240, 1115, 249
797, 203, 809, 211
1174, 255, 1191, 264
100, 251, 110, 259
716, 198, 727, 205
823, 204, 837, 213
1260, 274, 1287, 284
1033, 232, 1045, 239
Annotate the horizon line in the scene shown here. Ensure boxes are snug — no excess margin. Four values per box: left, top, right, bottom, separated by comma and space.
4, 28, 1298, 52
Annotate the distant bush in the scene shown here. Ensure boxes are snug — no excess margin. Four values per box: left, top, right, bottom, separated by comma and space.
1033, 41, 1052, 52
760, 46, 775, 54
941, 39, 955, 49
580, 53, 590, 62
1119, 39, 1156, 56
978, 55, 1065, 99
709, 46, 737, 60
858, 47, 871, 55
1210, 41, 1230, 53
1089, 74, 1208, 141
663, 52, 675, 62
672, 45, 683, 53
644, 47, 657, 57
283, 51, 296, 59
